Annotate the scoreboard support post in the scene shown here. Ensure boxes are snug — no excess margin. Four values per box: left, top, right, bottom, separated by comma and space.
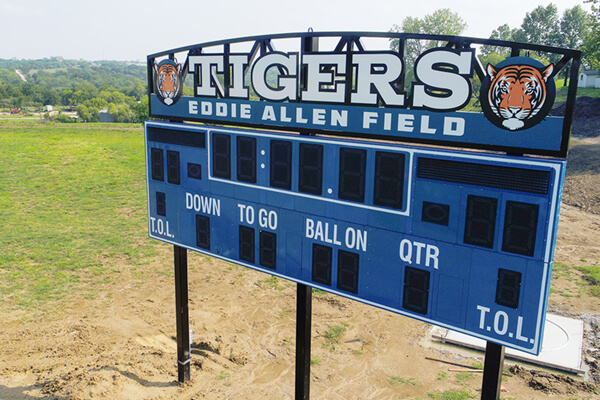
295, 283, 313, 400
481, 342, 505, 400
174, 245, 191, 383
295, 34, 317, 399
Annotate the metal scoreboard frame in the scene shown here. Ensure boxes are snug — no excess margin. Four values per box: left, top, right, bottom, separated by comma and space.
147, 31, 580, 158
145, 32, 580, 360
146, 120, 565, 354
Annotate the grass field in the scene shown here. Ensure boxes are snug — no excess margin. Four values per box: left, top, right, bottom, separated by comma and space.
556, 84, 600, 103
0, 120, 158, 310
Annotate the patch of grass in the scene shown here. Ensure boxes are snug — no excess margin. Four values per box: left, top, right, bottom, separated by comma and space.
437, 371, 447, 380
428, 389, 476, 400
259, 276, 286, 291
553, 261, 600, 297
154, 269, 172, 277
578, 265, 600, 285
310, 356, 321, 365
322, 323, 347, 348
388, 376, 417, 387
471, 362, 483, 370
216, 372, 230, 380
455, 372, 473, 384
577, 265, 600, 297
277, 308, 294, 319
0, 121, 159, 310
555, 85, 600, 103
552, 262, 573, 281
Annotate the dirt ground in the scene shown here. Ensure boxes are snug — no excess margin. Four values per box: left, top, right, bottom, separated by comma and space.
2, 134, 600, 399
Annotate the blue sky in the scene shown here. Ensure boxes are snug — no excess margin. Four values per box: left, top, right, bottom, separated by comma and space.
0, 0, 592, 61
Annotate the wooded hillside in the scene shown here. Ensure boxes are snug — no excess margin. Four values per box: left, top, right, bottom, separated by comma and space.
0, 58, 147, 122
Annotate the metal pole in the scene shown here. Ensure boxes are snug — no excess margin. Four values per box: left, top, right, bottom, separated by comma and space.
174, 245, 191, 383
481, 341, 505, 400
295, 283, 312, 400
295, 32, 318, 400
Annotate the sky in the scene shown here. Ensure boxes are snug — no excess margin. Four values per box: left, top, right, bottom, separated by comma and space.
0, 0, 592, 62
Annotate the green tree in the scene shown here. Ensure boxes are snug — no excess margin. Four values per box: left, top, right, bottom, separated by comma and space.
76, 105, 93, 122
71, 82, 98, 105
481, 4, 590, 83
99, 89, 127, 105
517, 3, 560, 47
107, 103, 117, 116
61, 87, 74, 105
129, 78, 146, 100
112, 103, 134, 123
480, 24, 520, 56
389, 8, 467, 90
83, 97, 109, 110
389, 8, 468, 66
584, 0, 600, 69
559, 5, 591, 49
136, 97, 149, 123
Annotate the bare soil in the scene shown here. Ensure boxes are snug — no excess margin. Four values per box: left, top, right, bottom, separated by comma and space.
2, 132, 600, 399
551, 96, 600, 138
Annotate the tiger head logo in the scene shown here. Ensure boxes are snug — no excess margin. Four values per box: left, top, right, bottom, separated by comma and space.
154, 59, 183, 106
480, 57, 555, 131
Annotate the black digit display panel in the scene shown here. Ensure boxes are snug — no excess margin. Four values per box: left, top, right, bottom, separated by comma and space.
312, 244, 332, 286
495, 268, 522, 309
196, 215, 210, 250
337, 250, 359, 294
339, 148, 366, 203
156, 192, 166, 216
167, 150, 180, 185
237, 136, 257, 183
259, 231, 277, 269
403, 266, 430, 315
502, 201, 539, 257
373, 151, 405, 209
270, 140, 292, 190
151, 147, 164, 181
464, 195, 497, 249
299, 143, 324, 195
239, 225, 255, 263
212, 133, 231, 179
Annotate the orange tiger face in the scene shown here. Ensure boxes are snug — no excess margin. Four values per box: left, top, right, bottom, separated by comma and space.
486, 63, 554, 131
154, 60, 183, 106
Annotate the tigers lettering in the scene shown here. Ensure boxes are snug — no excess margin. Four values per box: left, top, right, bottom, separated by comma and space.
187, 49, 474, 110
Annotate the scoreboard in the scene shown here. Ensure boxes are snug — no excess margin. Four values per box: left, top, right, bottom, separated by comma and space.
145, 120, 565, 355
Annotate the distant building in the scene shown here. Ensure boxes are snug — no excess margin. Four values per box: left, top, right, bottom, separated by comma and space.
578, 70, 600, 88
99, 110, 114, 123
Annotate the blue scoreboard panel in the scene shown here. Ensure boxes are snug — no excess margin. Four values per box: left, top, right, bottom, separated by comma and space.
145, 120, 566, 355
